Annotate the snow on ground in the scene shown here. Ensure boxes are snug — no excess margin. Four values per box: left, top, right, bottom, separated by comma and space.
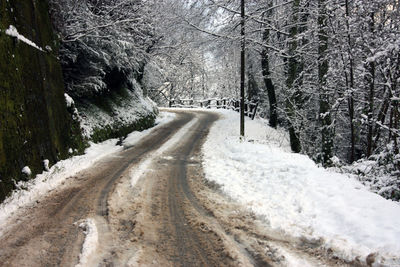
0, 139, 122, 236
332, 152, 400, 201
75, 218, 98, 267
202, 109, 400, 265
0, 112, 174, 236
5, 25, 44, 51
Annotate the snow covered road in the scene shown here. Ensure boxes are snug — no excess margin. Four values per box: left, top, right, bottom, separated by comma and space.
0, 111, 196, 266
0, 109, 399, 266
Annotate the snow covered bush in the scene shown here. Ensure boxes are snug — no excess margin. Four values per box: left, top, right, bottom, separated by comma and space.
340, 142, 400, 201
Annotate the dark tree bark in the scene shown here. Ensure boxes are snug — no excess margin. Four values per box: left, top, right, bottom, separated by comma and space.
345, 0, 356, 163
373, 88, 391, 150
261, 26, 278, 128
365, 13, 375, 157
240, 0, 245, 137
247, 59, 259, 101
285, 0, 302, 153
318, 0, 334, 166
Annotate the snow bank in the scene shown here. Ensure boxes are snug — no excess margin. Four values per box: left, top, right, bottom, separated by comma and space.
75, 218, 98, 267
202, 110, 400, 265
0, 139, 122, 235
5, 25, 43, 51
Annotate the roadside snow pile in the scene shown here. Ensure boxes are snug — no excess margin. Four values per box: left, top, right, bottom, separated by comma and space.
202, 110, 400, 265
75, 218, 99, 267
0, 139, 122, 236
0, 112, 174, 236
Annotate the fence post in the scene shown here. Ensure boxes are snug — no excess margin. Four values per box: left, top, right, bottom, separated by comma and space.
251, 102, 258, 120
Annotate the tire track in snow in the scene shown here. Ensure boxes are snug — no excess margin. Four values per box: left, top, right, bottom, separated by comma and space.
0, 112, 194, 266
128, 117, 199, 188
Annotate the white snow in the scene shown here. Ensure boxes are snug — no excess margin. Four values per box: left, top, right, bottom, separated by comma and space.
5, 25, 43, 51
0, 112, 174, 236
21, 166, 32, 176
64, 93, 75, 108
43, 159, 50, 172
75, 218, 98, 267
202, 109, 400, 265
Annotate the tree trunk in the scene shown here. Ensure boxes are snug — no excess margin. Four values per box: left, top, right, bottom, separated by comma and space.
240, 0, 245, 137
285, 0, 302, 153
261, 26, 278, 128
247, 59, 259, 101
365, 13, 375, 157
393, 103, 399, 155
318, 0, 333, 166
345, 0, 356, 163
373, 87, 391, 150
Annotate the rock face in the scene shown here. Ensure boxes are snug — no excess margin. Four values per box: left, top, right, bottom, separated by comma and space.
0, 0, 83, 201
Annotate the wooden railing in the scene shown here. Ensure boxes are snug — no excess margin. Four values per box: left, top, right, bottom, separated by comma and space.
169, 98, 259, 120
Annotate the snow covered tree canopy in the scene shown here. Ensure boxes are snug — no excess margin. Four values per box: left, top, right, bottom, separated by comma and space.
49, 0, 157, 98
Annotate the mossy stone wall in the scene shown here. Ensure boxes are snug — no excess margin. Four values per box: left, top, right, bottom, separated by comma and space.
0, 0, 83, 201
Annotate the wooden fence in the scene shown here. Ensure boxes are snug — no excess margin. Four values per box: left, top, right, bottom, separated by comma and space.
169, 98, 259, 120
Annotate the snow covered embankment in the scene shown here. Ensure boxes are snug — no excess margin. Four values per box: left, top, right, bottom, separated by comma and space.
202, 110, 400, 266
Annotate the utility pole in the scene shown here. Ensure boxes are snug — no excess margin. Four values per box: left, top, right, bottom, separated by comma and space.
240, 0, 245, 137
